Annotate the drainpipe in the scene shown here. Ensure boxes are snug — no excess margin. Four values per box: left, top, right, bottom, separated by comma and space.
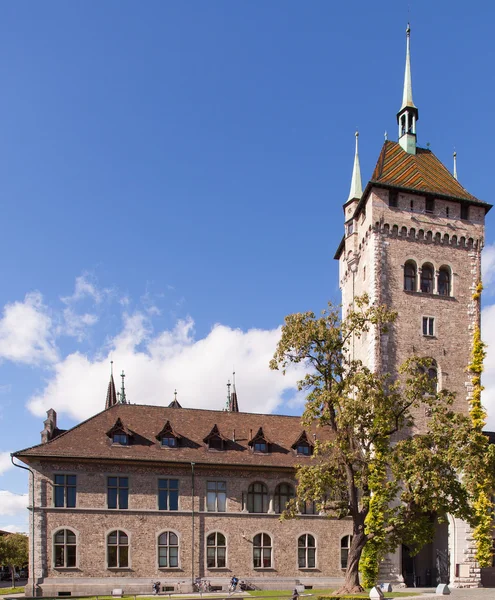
191, 462, 195, 587
11, 455, 36, 598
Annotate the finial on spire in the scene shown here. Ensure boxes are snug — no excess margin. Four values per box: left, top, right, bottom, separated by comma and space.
401, 23, 415, 111
347, 130, 363, 202
453, 150, 458, 180
168, 389, 182, 408
105, 361, 118, 409
117, 370, 127, 404
384, 131, 388, 141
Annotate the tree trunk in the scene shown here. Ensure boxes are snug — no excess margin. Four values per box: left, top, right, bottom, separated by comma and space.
335, 532, 367, 595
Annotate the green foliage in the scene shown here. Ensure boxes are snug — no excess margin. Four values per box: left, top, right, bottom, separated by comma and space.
0, 587, 25, 595
0, 533, 29, 587
271, 295, 493, 591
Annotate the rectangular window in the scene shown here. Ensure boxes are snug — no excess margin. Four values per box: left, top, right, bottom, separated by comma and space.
410, 199, 414, 211
446, 206, 450, 218
461, 204, 469, 220
422, 317, 435, 337
389, 190, 398, 208
206, 481, 227, 512
425, 197, 435, 213
347, 221, 354, 236
158, 479, 179, 511
54, 475, 76, 508
107, 476, 128, 509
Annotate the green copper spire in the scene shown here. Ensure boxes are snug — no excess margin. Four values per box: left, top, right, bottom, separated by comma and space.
117, 370, 127, 404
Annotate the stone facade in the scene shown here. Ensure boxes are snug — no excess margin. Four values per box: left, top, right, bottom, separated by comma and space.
25, 458, 353, 596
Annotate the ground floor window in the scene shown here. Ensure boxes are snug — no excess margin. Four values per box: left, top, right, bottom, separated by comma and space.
54, 529, 77, 568
253, 533, 272, 568
158, 531, 179, 568
107, 530, 129, 568
298, 534, 316, 568
206, 532, 226, 568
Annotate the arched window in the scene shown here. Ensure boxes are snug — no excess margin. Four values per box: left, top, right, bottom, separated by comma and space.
253, 533, 272, 568
54, 529, 76, 568
420, 264, 434, 293
438, 267, 451, 296
404, 261, 417, 291
298, 534, 316, 568
107, 530, 128, 568
420, 361, 438, 394
247, 482, 268, 513
274, 483, 295, 514
158, 531, 179, 568
206, 532, 226, 568
341, 535, 352, 569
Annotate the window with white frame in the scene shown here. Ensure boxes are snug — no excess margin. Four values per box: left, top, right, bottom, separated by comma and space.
253, 533, 272, 568
206, 532, 226, 568
158, 531, 179, 568
422, 317, 435, 337
206, 481, 226, 512
341, 535, 352, 569
107, 530, 129, 568
298, 534, 316, 568
54, 529, 77, 568
158, 479, 179, 511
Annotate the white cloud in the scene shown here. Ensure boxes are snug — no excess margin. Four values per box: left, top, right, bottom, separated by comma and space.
0, 452, 13, 476
0, 491, 28, 516
0, 524, 26, 533
0, 292, 58, 365
482, 244, 495, 288
61, 308, 98, 341
61, 273, 110, 305
27, 313, 305, 422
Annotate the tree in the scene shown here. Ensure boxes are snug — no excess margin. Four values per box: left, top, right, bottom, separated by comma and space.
0, 533, 28, 588
270, 295, 494, 594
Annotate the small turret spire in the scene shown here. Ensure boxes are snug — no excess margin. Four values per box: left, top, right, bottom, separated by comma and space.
453, 151, 458, 180
347, 131, 363, 202
117, 370, 127, 404
105, 361, 117, 409
397, 23, 419, 155
168, 389, 182, 408
229, 371, 239, 412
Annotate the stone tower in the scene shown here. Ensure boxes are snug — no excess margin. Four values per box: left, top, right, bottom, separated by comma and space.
335, 25, 492, 587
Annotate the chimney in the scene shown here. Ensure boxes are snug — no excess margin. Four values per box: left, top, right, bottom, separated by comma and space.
41, 409, 57, 443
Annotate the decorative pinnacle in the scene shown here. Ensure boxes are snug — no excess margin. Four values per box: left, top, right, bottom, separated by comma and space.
453, 151, 458, 180
117, 370, 127, 404
347, 130, 363, 202
400, 22, 416, 110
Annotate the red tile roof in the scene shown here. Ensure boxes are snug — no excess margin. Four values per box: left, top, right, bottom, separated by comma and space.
14, 404, 328, 469
371, 141, 490, 206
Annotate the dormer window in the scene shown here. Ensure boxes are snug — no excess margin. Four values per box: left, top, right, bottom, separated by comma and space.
156, 420, 181, 449
113, 433, 128, 446
161, 436, 177, 448
297, 443, 311, 456
203, 424, 227, 451
291, 431, 314, 457
106, 418, 133, 446
254, 441, 267, 453
248, 427, 271, 454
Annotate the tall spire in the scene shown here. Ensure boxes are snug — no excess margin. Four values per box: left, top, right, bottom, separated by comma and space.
401, 23, 416, 111
117, 370, 128, 404
229, 371, 239, 412
347, 131, 363, 202
397, 23, 419, 155
453, 151, 458, 180
105, 361, 117, 409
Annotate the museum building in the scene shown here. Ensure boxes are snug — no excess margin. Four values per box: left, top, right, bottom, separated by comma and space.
14, 24, 494, 595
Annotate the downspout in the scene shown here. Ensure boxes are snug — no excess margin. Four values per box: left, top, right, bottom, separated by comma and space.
11, 455, 35, 598
191, 462, 195, 587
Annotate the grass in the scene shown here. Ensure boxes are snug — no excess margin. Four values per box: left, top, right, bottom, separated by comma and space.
0, 588, 25, 596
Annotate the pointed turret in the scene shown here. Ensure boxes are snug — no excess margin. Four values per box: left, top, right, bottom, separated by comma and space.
397, 24, 419, 155
105, 361, 118, 409
453, 151, 458, 180
229, 371, 239, 412
347, 131, 362, 202
168, 389, 182, 409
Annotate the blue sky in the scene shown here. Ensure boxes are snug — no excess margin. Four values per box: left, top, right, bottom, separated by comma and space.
1, 1, 495, 531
